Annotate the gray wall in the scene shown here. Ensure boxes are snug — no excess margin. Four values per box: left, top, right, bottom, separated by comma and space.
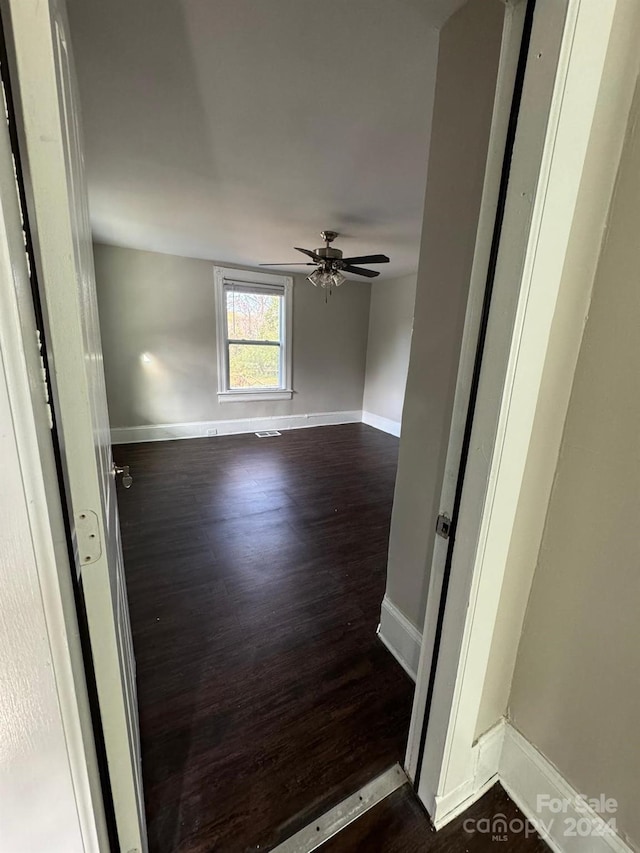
507, 78, 640, 850
384, 0, 504, 628
362, 273, 417, 426
93, 243, 371, 428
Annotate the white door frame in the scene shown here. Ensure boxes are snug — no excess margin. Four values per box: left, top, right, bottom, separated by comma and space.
405, 0, 625, 828
0, 0, 630, 846
0, 52, 109, 853
1, 0, 147, 849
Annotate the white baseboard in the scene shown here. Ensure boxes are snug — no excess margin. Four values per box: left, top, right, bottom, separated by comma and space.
111, 410, 362, 444
432, 719, 505, 829
377, 595, 422, 680
500, 723, 633, 853
362, 410, 402, 437
433, 720, 633, 852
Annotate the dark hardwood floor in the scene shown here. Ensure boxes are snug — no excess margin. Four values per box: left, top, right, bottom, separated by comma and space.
114, 424, 414, 852
320, 783, 550, 852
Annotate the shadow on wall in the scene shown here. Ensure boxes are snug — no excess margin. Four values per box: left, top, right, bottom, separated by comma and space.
67, 0, 217, 251
363, 273, 418, 429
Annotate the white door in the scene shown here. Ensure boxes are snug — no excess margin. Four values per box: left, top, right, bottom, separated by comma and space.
1, 1, 147, 850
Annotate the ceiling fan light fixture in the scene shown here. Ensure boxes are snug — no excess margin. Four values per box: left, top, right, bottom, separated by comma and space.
307, 268, 325, 287
265, 232, 389, 287
307, 268, 346, 289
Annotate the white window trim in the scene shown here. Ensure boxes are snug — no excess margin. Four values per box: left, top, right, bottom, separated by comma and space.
214, 266, 293, 403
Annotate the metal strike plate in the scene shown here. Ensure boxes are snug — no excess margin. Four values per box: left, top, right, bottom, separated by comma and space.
436, 513, 452, 540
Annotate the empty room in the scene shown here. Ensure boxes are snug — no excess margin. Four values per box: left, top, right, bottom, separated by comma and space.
7, 1, 638, 853
60, 0, 505, 847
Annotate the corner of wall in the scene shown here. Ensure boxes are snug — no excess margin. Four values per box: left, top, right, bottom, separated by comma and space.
434, 719, 635, 853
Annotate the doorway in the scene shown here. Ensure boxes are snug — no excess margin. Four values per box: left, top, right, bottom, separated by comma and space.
0, 0, 537, 850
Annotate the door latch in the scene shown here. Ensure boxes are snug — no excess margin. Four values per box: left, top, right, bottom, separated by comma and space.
436, 513, 451, 540
113, 464, 133, 488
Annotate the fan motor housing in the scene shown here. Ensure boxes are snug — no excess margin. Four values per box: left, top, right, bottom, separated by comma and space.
315, 246, 343, 261
316, 229, 343, 267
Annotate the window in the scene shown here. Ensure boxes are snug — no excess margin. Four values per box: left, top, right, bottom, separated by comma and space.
214, 267, 293, 402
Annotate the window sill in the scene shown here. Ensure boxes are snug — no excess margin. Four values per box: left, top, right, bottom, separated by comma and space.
217, 389, 293, 403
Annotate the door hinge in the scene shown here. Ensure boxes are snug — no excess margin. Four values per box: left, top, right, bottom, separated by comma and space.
436, 513, 452, 540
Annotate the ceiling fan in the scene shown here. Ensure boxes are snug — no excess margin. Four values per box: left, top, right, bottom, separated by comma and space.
260, 230, 389, 290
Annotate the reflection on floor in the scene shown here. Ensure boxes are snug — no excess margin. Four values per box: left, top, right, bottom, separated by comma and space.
115, 424, 414, 852
320, 783, 550, 852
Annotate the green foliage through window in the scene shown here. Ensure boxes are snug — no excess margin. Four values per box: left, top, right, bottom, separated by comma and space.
226, 290, 282, 389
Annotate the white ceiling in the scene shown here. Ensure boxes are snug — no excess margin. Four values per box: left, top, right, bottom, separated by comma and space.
66, 0, 459, 279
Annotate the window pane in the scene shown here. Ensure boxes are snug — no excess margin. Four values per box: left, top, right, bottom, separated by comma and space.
228, 344, 280, 389
226, 290, 281, 342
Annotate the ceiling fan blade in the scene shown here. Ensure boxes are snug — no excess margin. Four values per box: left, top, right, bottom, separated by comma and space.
341, 254, 389, 265
295, 246, 323, 262
259, 262, 316, 266
343, 265, 380, 278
